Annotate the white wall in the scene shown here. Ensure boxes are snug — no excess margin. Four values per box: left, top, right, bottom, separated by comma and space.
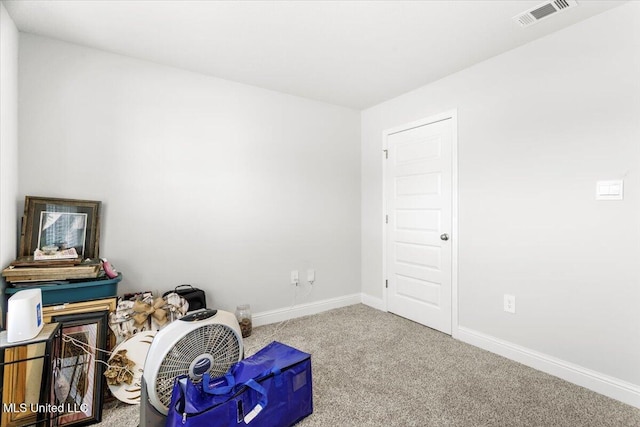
18, 34, 361, 315
0, 3, 19, 327
362, 1, 640, 391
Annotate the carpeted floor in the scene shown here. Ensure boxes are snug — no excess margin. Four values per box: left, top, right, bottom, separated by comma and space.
98, 304, 640, 426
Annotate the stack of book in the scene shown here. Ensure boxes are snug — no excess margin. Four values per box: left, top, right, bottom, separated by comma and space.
2, 256, 102, 285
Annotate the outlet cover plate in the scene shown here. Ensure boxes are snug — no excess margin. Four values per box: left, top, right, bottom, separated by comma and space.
504, 294, 516, 314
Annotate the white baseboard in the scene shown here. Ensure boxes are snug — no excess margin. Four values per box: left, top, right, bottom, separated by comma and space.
360, 293, 385, 311
252, 293, 361, 327
254, 295, 639, 409
457, 326, 640, 409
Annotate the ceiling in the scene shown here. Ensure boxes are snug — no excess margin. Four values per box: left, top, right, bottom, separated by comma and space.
2, 0, 627, 109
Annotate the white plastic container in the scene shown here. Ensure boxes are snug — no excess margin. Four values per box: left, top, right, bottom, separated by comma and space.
7, 288, 44, 342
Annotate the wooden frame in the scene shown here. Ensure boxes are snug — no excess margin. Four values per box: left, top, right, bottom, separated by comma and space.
42, 298, 117, 324
43, 298, 117, 364
1, 323, 60, 427
52, 310, 109, 427
1, 299, 116, 427
1, 343, 46, 426
20, 196, 101, 259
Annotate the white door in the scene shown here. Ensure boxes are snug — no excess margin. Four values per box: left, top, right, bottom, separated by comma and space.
385, 117, 453, 334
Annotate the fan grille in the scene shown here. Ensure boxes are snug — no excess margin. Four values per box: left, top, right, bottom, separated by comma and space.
154, 323, 241, 408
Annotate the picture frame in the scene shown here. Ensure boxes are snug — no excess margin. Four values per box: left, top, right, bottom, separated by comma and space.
1, 299, 116, 427
1, 342, 47, 427
43, 298, 118, 351
51, 310, 109, 427
20, 196, 101, 259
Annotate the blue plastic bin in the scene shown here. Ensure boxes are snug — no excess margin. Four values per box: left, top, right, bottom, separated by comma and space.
5, 273, 122, 306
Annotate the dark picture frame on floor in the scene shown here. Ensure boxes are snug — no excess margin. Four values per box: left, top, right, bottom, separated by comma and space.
51, 310, 109, 427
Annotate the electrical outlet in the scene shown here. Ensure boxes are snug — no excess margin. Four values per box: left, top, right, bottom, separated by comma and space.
504, 294, 516, 314
307, 269, 315, 284
291, 270, 299, 286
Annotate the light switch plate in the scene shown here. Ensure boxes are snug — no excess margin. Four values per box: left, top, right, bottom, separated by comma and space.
596, 180, 623, 201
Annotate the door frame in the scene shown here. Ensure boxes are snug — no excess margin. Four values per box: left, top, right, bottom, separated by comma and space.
382, 109, 459, 337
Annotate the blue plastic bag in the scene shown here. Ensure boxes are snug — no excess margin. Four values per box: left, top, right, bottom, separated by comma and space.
166, 341, 313, 427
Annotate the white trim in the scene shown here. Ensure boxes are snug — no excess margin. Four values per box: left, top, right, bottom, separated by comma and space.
384, 110, 457, 136
360, 293, 385, 311
252, 293, 361, 327
253, 295, 639, 408
382, 109, 459, 335
450, 110, 459, 339
382, 130, 389, 312
457, 326, 640, 408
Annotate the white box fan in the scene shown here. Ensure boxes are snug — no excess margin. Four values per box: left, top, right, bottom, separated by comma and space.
140, 309, 243, 425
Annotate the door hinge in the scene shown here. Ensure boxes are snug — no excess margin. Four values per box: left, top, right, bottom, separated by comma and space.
385, 279, 388, 288
385, 214, 388, 224
383, 149, 388, 159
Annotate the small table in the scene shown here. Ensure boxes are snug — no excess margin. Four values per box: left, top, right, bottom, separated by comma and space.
1, 322, 62, 426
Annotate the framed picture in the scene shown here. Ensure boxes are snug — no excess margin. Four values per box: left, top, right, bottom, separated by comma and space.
1, 300, 116, 427
20, 196, 101, 259
51, 310, 109, 427
1, 343, 47, 427
43, 298, 118, 350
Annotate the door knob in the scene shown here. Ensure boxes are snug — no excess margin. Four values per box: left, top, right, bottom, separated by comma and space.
440, 233, 449, 241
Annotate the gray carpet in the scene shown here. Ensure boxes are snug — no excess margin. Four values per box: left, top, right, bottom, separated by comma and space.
98, 304, 640, 426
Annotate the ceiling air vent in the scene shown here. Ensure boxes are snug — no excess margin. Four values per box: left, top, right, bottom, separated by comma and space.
513, 0, 578, 28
